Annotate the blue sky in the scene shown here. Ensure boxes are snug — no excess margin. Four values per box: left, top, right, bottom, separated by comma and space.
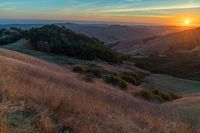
0, 0, 200, 25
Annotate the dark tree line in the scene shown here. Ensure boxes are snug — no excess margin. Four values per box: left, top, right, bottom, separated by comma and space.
26, 25, 124, 63
0, 25, 124, 63
0, 27, 24, 45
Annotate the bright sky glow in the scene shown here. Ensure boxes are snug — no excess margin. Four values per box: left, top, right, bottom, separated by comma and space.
0, 0, 200, 25
184, 19, 191, 25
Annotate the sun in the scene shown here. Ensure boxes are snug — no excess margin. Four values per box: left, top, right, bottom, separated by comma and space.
184, 19, 191, 26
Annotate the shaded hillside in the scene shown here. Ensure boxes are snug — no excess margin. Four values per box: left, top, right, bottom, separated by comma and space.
0, 48, 198, 133
114, 27, 200, 55
134, 54, 200, 81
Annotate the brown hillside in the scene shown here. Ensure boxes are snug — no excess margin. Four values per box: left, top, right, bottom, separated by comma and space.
0, 48, 198, 133
114, 28, 200, 55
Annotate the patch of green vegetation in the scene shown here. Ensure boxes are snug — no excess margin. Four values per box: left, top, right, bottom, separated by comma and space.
0, 108, 39, 133
0, 27, 24, 45
134, 89, 181, 103
72, 65, 144, 88
72, 64, 110, 79
8, 109, 37, 128
120, 72, 143, 85
72, 65, 86, 73
86, 67, 102, 78
104, 75, 128, 90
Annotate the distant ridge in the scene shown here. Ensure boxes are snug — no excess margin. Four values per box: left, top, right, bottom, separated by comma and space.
113, 27, 200, 55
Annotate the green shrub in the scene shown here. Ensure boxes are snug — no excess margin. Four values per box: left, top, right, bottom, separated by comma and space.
121, 72, 140, 85
73, 64, 107, 78
104, 75, 128, 90
135, 89, 181, 103
86, 67, 102, 78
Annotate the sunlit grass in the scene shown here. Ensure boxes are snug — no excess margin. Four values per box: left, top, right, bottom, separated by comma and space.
0, 48, 199, 132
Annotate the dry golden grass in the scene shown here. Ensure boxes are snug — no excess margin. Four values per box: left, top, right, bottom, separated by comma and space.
0, 48, 199, 133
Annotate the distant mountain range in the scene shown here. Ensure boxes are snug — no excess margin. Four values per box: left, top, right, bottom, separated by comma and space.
0, 22, 184, 44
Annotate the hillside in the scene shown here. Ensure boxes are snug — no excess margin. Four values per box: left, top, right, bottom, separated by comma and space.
133, 54, 200, 81
64, 24, 185, 44
0, 25, 124, 63
0, 23, 184, 44
113, 27, 200, 55
0, 48, 199, 133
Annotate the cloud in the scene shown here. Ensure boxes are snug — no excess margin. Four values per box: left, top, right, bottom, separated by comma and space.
100, 4, 200, 13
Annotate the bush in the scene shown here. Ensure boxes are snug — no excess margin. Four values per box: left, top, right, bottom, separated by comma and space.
104, 75, 128, 90
86, 67, 102, 78
134, 89, 181, 103
120, 72, 142, 85
72, 65, 103, 78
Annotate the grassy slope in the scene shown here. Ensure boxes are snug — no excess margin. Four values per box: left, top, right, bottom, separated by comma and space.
134, 55, 200, 81
0, 48, 198, 133
166, 94, 200, 128
143, 74, 200, 95
123, 28, 200, 56
4, 40, 200, 96
122, 61, 200, 95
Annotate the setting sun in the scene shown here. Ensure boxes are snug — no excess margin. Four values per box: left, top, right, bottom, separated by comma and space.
184, 19, 191, 26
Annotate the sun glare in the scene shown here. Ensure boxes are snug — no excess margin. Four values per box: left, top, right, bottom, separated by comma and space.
184, 19, 191, 26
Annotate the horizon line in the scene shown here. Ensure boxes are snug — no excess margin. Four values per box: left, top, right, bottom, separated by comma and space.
0, 18, 196, 27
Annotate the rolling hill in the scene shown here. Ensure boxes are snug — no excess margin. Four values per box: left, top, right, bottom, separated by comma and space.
0, 25, 200, 133
61, 24, 185, 44
0, 48, 199, 133
0, 23, 184, 44
113, 27, 200, 56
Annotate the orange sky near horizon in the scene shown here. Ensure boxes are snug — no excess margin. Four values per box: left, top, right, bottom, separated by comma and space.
0, 0, 200, 26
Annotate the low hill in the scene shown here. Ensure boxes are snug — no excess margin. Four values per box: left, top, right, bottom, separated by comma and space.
133, 54, 200, 81
0, 23, 184, 44
0, 25, 124, 63
0, 48, 198, 133
62, 24, 185, 44
113, 27, 200, 56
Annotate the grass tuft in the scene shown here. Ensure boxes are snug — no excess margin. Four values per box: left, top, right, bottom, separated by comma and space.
104, 75, 128, 90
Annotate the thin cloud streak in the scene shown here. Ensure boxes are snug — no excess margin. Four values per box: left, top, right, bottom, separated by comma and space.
100, 4, 200, 13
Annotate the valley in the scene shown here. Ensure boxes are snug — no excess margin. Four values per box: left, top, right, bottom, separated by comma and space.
1, 0, 200, 132
0, 24, 200, 133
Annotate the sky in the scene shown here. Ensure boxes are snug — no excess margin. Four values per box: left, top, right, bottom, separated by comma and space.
0, 0, 200, 26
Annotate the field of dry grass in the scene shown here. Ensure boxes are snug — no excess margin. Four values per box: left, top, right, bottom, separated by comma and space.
0, 48, 199, 133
